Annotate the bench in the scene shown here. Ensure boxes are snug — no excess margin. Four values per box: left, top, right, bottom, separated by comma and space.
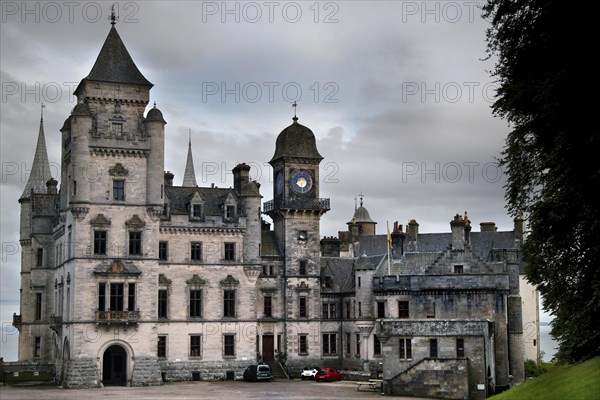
356, 380, 382, 392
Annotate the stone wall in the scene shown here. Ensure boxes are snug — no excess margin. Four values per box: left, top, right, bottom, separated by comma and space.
63, 358, 101, 388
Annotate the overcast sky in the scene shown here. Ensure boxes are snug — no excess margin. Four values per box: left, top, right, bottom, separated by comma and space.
0, 1, 519, 309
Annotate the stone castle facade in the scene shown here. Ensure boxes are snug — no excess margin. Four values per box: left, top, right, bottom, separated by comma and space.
14, 23, 536, 399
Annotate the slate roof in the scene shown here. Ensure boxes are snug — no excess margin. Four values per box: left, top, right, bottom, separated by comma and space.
165, 186, 238, 216
261, 231, 282, 257
20, 118, 52, 200
270, 117, 323, 162
349, 206, 376, 224
321, 257, 355, 293
77, 26, 152, 89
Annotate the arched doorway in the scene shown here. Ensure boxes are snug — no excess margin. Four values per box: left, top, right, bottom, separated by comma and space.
102, 345, 127, 386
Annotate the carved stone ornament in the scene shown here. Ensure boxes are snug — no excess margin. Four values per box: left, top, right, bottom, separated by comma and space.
90, 213, 111, 226
109, 260, 126, 274
125, 214, 145, 226
159, 273, 172, 286
219, 274, 240, 288
186, 274, 206, 287
109, 163, 129, 176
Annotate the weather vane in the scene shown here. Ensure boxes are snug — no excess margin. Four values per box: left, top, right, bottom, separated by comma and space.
109, 3, 118, 26
292, 101, 297, 119
358, 192, 364, 207
41, 103, 45, 120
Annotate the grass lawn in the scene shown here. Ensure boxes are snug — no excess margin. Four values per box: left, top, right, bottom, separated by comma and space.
490, 356, 600, 400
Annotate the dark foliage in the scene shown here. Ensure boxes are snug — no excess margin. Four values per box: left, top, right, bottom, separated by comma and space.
483, 0, 599, 363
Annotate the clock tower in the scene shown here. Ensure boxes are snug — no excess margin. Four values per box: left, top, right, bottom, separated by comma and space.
264, 115, 329, 357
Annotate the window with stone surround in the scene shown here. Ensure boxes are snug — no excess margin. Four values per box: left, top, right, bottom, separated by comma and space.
263, 295, 272, 317
346, 333, 351, 355
110, 283, 124, 311
157, 335, 167, 358
299, 296, 307, 318
191, 242, 202, 261
322, 333, 337, 356
224, 242, 236, 261
34, 336, 41, 358
398, 301, 409, 319
129, 231, 142, 255
299, 260, 307, 275
399, 338, 412, 359
322, 303, 337, 319
377, 301, 386, 318
224, 290, 236, 317
356, 333, 361, 356
192, 204, 202, 218
128, 283, 136, 311
429, 338, 438, 358
159, 241, 168, 261
456, 338, 465, 358
190, 335, 202, 358
374, 334, 381, 356
35, 293, 42, 320
36, 248, 44, 267
113, 179, 125, 201
454, 264, 464, 274
223, 334, 235, 357
158, 289, 168, 319
94, 231, 107, 255
189, 289, 202, 318
299, 334, 308, 355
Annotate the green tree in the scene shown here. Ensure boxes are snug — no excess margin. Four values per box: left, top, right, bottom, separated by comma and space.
482, 0, 599, 363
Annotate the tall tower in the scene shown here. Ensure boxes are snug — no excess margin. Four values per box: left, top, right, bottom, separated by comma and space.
264, 115, 329, 359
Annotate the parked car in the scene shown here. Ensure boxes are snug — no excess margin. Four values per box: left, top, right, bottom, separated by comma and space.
243, 364, 272, 382
315, 367, 341, 382
300, 366, 320, 380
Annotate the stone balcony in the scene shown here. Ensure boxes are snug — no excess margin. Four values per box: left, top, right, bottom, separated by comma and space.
95, 310, 140, 327
263, 198, 330, 214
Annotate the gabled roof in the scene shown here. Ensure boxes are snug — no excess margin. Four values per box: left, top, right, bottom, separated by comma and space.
77, 26, 152, 91
320, 257, 355, 293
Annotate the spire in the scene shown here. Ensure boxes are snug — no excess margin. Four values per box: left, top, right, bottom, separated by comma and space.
76, 24, 152, 91
20, 106, 52, 200
182, 130, 198, 187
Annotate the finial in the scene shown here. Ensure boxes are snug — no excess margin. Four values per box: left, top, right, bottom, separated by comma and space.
189, 129, 192, 145
354, 196, 357, 211
110, 4, 118, 26
292, 101, 298, 122
359, 192, 364, 207
41, 103, 45, 121
153, 101, 157, 108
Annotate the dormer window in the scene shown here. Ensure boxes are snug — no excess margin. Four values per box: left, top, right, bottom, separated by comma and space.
189, 193, 204, 221
193, 204, 202, 218
112, 123, 123, 139
226, 205, 235, 220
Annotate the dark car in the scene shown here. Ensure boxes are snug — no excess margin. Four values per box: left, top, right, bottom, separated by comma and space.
315, 367, 341, 382
243, 364, 272, 382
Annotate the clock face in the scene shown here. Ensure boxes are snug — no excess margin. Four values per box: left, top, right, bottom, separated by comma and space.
275, 172, 284, 195
290, 169, 313, 194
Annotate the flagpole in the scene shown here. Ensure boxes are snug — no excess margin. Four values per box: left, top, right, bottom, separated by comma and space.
387, 221, 391, 275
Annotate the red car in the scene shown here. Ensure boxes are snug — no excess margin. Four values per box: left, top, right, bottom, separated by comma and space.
315, 367, 341, 382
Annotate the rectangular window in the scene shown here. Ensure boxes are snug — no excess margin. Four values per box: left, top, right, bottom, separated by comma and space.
346, 333, 351, 355
98, 283, 106, 311
346, 302, 351, 319
190, 290, 202, 318
322, 333, 337, 356
322, 303, 337, 319
399, 338, 412, 360
457, 338, 465, 358
110, 283, 124, 311
324, 276, 333, 288
34, 336, 41, 358
226, 205, 235, 219
113, 179, 125, 201
224, 334, 235, 356
192, 204, 202, 218
426, 301, 436, 318
358, 302, 362, 317
35, 293, 42, 320
454, 264, 464, 274
264, 295, 272, 317
299, 334, 308, 355
299, 296, 307, 317
159, 241, 168, 261
224, 290, 235, 318
430, 338, 438, 358
128, 283, 136, 311
224, 242, 235, 261
190, 335, 202, 358
157, 335, 167, 358
36, 248, 43, 267
374, 334, 381, 355
129, 231, 142, 255
73, 180, 77, 196
94, 231, 107, 255
398, 301, 409, 319
356, 333, 361, 356
158, 289, 168, 319
112, 123, 123, 138
377, 301, 386, 318
191, 242, 202, 261
299, 260, 307, 275
358, 276, 361, 287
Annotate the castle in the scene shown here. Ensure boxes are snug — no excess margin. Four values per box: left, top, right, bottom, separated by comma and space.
13, 22, 537, 399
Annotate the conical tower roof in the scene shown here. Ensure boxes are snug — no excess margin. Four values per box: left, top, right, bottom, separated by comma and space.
182, 135, 197, 187
75, 25, 152, 94
20, 115, 52, 200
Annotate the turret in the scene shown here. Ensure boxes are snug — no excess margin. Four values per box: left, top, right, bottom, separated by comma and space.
145, 105, 167, 207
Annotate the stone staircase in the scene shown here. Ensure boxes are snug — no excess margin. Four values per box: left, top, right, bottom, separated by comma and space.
270, 362, 289, 381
